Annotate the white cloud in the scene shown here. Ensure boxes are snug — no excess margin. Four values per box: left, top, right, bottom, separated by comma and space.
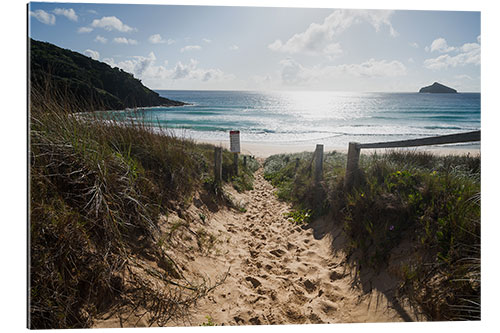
170, 60, 232, 82
94, 35, 107, 44
408, 57, 415, 63
172, 59, 199, 79
53, 8, 78, 22
251, 74, 274, 89
424, 55, 451, 70
87, 9, 98, 15
78, 26, 93, 33
461, 42, 479, 53
203, 38, 212, 43
113, 37, 138, 45
268, 40, 283, 51
91, 16, 135, 32
335, 58, 407, 77
83, 49, 100, 60
455, 74, 473, 80
105, 52, 156, 77
424, 38, 480, 70
429, 38, 455, 53
102, 57, 116, 67
278, 57, 406, 86
229, 45, 239, 51
180, 45, 202, 52
268, 9, 396, 57
149, 34, 174, 44
279, 58, 309, 85
323, 43, 342, 58
103, 53, 232, 85
30, 10, 55, 25
409, 42, 419, 48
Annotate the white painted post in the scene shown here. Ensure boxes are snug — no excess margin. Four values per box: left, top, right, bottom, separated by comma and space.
230, 130, 240, 176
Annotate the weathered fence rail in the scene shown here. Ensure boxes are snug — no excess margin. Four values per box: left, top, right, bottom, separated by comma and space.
358, 131, 480, 149
212, 130, 480, 190
344, 130, 480, 189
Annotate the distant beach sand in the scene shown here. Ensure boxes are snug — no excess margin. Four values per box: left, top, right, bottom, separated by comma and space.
197, 139, 480, 158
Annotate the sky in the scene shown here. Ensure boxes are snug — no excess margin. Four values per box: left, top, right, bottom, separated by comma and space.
29, 2, 481, 92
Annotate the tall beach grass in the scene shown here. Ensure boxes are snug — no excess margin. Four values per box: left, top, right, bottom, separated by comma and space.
29, 86, 256, 328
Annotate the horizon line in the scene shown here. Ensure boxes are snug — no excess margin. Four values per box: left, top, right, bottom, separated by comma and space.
152, 88, 481, 93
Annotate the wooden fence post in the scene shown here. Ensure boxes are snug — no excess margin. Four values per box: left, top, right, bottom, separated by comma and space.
233, 153, 238, 175
344, 142, 360, 190
314, 144, 324, 185
243, 155, 247, 168
214, 147, 222, 184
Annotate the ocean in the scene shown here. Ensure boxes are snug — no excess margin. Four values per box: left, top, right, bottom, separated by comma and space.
107, 90, 480, 150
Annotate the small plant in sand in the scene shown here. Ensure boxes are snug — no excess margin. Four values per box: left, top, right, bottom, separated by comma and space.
200, 315, 217, 326
284, 209, 312, 225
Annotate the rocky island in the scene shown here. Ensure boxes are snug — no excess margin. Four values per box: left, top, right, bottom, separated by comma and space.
30, 39, 186, 111
419, 82, 457, 93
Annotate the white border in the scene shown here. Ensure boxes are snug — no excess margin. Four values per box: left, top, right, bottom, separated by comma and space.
3, 0, 498, 332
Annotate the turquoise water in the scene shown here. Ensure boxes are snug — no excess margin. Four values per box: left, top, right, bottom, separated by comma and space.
107, 90, 480, 148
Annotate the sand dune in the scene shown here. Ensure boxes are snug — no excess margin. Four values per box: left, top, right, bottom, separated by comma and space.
183, 166, 421, 325
93, 163, 422, 328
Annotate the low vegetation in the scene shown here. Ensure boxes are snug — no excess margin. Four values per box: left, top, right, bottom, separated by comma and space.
264, 149, 480, 321
29, 87, 256, 328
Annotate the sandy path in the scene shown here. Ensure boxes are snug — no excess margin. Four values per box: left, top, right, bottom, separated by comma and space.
183, 166, 418, 326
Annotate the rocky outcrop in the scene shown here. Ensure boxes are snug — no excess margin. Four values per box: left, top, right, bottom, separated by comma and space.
419, 82, 457, 93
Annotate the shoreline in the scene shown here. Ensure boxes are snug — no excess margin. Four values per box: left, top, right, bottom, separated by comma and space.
196, 139, 480, 158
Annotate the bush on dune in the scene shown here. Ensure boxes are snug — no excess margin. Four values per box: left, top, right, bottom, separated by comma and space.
264, 150, 480, 321
29, 87, 256, 328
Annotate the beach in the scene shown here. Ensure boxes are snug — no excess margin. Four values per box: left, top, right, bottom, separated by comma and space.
197, 139, 480, 158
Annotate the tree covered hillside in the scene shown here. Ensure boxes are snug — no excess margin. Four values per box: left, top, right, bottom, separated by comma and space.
29, 39, 185, 111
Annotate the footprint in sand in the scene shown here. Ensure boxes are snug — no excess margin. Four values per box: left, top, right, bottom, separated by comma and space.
245, 276, 262, 288
320, 301, 338, 315
303, 279, 317, 293
329, 270, 345, 281
269, 249, 285, 258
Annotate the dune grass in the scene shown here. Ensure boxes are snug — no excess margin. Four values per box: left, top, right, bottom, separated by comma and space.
264, 149, 480, 321
29, 88, 256, 328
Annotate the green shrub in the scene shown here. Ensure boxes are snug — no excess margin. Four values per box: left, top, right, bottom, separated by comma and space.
264, 149, 480, 321
284, 209, 313, 225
